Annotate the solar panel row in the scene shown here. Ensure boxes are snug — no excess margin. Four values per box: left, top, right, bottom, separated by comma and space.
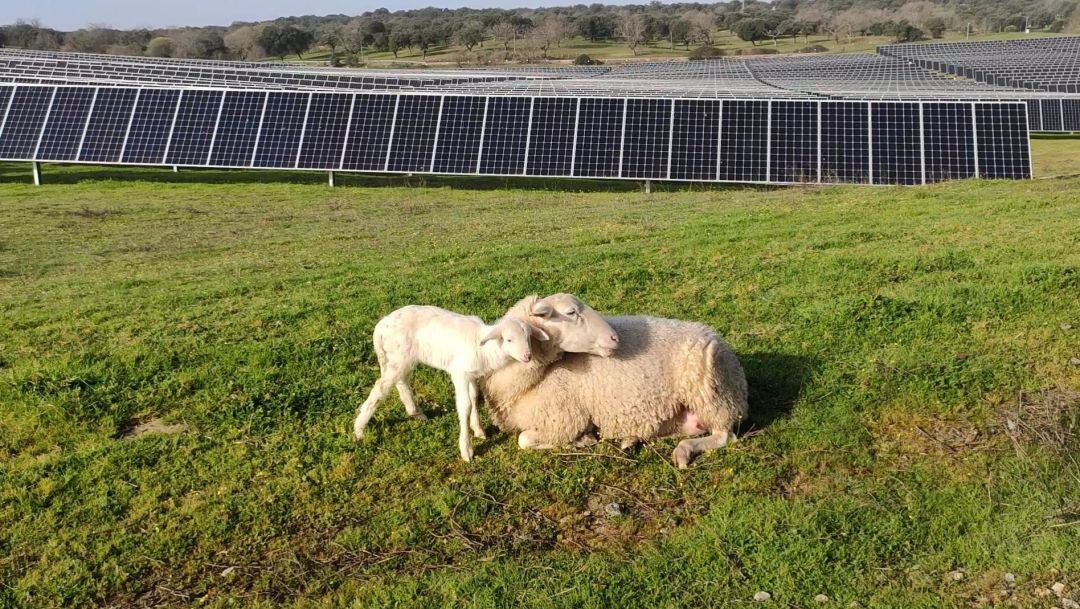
0, 85, 1032, 184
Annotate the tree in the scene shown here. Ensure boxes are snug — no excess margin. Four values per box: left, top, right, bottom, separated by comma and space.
575, 14, 616, 42
682, 10, 715, 45
615, 12, 648, 56
533, 14, 570, 57
64, 26, 119, 54
145, 36, 175, 57
488, 21, 517, 52
668, 18, 691, 48
317, 23, 342, 61
455, 21, 485, 51
732, 18, 769, 46
258, 24, 314, 60
224, 25, 264, 59
175, 30, 227, 59
6, 19, 62, 50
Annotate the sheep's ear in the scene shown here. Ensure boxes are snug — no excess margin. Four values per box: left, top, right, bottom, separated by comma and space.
528, 325, 550, 342
480, 326, 502, 345
530, 299, 554, 318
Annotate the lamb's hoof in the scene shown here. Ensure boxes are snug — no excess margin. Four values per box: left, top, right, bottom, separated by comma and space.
409, 412, 429, 422
672, 445, 693, 469
619, 438, 639, 451
460, 448, 474, 463
472, 428, 487, 440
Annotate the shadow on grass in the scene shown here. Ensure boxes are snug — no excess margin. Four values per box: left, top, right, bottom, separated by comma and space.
0, 162, 786, 194
741, 352, 815, 433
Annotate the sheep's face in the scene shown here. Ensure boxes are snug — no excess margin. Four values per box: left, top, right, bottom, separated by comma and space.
482, 318, 548, 363
530, 293, 619, 357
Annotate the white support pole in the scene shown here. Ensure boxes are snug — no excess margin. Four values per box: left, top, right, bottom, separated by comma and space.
32, 161, 41, 186
970, 102, 980, 178
294, 92, 313, 169
716, 100, 725, 181
429, 95, 445, 173
384, 95, 401, 172
569, 98, 581, 177
328, 171, 335, 187
0, 85, 16, 140
522, 97, 535, 175
918, 102, 927, 185
644, 179, 651, 194
475, 96, 489, 174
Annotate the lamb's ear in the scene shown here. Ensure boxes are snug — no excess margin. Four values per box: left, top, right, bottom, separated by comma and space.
528, 325, 550, 342
480, 325, 502, 345
530, 299, 554, 318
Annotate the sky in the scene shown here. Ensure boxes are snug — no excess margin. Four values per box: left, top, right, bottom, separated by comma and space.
1, 0, 645, 31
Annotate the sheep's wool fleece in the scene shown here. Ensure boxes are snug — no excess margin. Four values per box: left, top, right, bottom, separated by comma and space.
483, 316, 748, 445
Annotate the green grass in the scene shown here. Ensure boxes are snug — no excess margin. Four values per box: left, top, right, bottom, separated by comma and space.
289, 29, 1070, 66
1, 162, 1078, 608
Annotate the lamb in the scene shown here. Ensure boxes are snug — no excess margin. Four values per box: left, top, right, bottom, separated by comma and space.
481, 313, 748, 468
352, 296, 620, 462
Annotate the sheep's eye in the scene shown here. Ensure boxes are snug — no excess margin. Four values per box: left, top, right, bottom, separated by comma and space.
566, 310, 577, 317
506, 338, 513, 342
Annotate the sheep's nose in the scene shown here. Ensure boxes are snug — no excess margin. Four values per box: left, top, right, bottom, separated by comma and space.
522, 353, 532, 362
610, 334, 620, 344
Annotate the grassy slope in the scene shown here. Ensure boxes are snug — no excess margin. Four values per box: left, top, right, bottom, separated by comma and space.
293, 30, 1068, 65
0, 163, 1078, 608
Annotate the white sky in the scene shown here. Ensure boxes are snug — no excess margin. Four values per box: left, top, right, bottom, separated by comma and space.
1, 0, 649, 31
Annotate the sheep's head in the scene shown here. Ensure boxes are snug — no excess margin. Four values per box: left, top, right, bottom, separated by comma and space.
482, 317, 549, 363
527, 293, 619, 357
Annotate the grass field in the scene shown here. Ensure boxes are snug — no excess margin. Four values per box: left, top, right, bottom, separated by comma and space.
1, 158, 1078, 608
290, 29, 1068, 66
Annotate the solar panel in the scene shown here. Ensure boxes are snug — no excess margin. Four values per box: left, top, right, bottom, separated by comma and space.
871, 102, 922, 185
670, 99, 720, 181
477, 96, 530, 175
1039, 98, 1063, 131
820, 102, 870, 184
386, 95, 440, 172
209, 91, 265, 167
574, 98, 623, 178
769, 100, 817, 183
0, 86, 53, 160
297, 92, 352, 169
718, 100, 768, 183
36, 86, 94, 161
923, 103, 976, 182
78, 87, 137, 163
975, 103, 1031, 179
621, 98, 670, 179
526, 97, 576, 176
341, 94, 395, 171
253, 92, 308, 168
432, 95, 485, 174
166, 89, 222, 166
1063, 99, 1080, 131
122, 88, 180, 164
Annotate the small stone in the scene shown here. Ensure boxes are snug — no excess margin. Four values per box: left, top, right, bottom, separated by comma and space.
1061, 323, 1073, 330
220, 566, 235, 577
753, 591, 772, 602
1004, 572, 1016, 584
603, 502, 623, 518
1036, 587, 1053, 598
1061, 599, 1079, 609
849, 602, 861, 608
1052, 582, 1067, 595
814, 594, 830, 603
949, 570, 966, 581
1070, 357, 1080, 366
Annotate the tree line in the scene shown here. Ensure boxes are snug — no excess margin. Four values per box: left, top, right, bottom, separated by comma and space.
2, 0, 1077, 64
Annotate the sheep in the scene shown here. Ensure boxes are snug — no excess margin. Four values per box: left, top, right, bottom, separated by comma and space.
481, 314, 748, 468
352, 295, 620, 462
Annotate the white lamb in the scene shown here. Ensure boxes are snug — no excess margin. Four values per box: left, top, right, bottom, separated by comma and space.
351, 305, 549, 462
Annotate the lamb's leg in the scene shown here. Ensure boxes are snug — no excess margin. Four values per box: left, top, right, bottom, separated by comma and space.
671, 430, 734, 469
573, 433, 598, 448
353, 365, 407, 440
395, 374, 427, 421
619, 438, 639, 450
467, 381, 486, 439
451, 375, 475, 462
517, 429, 557, 450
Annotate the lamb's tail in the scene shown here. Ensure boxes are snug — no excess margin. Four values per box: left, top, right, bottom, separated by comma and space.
371, 320, 389, 373
681, 330, 749, 433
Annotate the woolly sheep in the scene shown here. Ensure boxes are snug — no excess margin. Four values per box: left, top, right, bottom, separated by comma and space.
352, 296, 620, 462
481, 314, 748, 468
